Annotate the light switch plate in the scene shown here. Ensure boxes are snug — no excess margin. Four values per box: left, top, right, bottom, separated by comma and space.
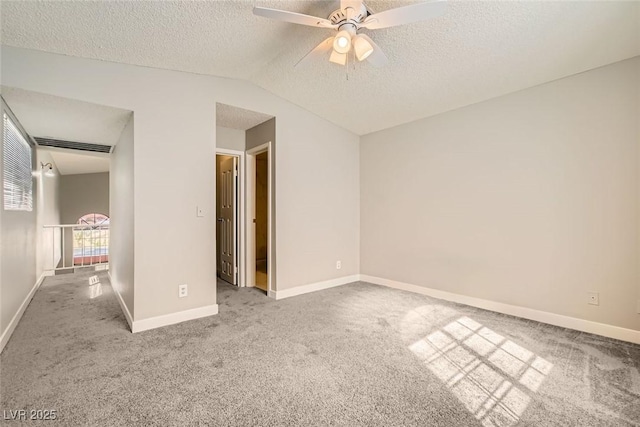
196, 206, 204, 217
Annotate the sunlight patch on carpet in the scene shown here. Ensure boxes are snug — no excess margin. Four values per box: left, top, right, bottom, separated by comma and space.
409, 316, 553, 426
88, 275, 103, 299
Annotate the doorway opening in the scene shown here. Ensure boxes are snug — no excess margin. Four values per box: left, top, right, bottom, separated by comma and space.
215, 102, 275, 296
254, 151, 268, 291
246, 142, 273, 296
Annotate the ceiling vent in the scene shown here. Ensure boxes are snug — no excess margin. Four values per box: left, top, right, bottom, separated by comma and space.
34, 137, 112, 154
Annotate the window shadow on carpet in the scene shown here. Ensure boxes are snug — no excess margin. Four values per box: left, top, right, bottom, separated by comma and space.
409, 316, 553, 427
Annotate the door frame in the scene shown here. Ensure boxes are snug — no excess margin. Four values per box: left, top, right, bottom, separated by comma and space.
216, 148, 245, 287
246, 142, 274, 297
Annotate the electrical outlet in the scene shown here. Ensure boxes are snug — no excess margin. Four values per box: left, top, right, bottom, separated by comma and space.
587, 292, 599, 306
336, 260, 342, 270
179, 284, 188, 298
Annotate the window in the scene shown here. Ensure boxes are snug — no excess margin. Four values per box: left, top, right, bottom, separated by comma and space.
3, 113, 33, 211
73, 213, 110, 265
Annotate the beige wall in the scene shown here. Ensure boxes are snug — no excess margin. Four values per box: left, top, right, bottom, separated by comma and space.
361, 57, 640, 331
246, 118, 275, 151
110, 114, 134, 318
0, 101, 3, 346
2, 46, 360, 323
59, 171, 109, 267
216, 126, 244, 151
0, 100, 39, 346
637, 65, 640, 319
35, 149, 61, 275
246, 118, 276, 284
60, 172, 109, 223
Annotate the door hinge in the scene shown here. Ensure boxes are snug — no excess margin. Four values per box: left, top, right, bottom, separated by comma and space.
234, 266, 238, 274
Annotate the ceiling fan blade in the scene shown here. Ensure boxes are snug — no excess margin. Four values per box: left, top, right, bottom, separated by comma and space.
253, 7, 336, 28
360, 0, 447, 30
357, 34, 388, 67
295, 37, 334, 68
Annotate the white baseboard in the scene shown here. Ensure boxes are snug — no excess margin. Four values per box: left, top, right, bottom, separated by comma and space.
107, 272, 133, 331
132, 304, 219, 333
360, 275, 640, 344
273, 274, 360, 300
0, 272, 47, 353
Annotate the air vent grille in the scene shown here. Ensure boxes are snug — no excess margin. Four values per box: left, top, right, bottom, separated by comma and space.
34, 137, 111, 154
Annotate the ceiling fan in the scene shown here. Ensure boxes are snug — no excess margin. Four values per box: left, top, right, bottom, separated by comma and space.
253, 0, 447, 68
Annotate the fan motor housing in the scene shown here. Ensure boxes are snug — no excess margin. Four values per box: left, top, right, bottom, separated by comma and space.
329, 4, 367, 27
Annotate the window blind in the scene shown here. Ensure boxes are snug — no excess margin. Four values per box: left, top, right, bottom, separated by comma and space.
3, 113, 33, 211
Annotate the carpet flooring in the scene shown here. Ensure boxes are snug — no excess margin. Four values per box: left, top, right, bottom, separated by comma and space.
1, 271, 639, 426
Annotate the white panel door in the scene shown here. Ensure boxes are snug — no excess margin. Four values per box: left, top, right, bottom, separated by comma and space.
219, 156, 238, 285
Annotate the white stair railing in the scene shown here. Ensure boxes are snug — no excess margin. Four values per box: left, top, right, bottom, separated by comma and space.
43, 224, 110, 273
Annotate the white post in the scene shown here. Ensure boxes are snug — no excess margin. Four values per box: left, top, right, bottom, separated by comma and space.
62, 228, 65, 269
51, 228, 55, 271
81, 227, 85, 267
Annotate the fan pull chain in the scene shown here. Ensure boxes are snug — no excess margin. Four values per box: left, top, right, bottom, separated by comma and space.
346, 50, 350, 81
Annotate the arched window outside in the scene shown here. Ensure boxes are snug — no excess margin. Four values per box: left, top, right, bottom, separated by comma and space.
73, 213, 110, 266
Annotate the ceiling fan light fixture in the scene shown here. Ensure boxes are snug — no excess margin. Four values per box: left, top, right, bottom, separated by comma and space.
333, 30, 352, 54
329, 50, 347, 65
353, 35, 374, 61
254, 0, 448, 69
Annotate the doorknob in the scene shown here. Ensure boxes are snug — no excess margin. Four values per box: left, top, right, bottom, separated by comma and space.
217, 218, 224, 222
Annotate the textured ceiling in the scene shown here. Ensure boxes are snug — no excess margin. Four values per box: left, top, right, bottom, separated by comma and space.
1, 86, 127, 175
1, 86, 131, 146
2, 1, 639, 135
217, 103, 274, 130
50, 151, 110, 176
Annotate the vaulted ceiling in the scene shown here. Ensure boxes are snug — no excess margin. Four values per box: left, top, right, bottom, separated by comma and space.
216, 103, 274, 131
2, 1, 638, 135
